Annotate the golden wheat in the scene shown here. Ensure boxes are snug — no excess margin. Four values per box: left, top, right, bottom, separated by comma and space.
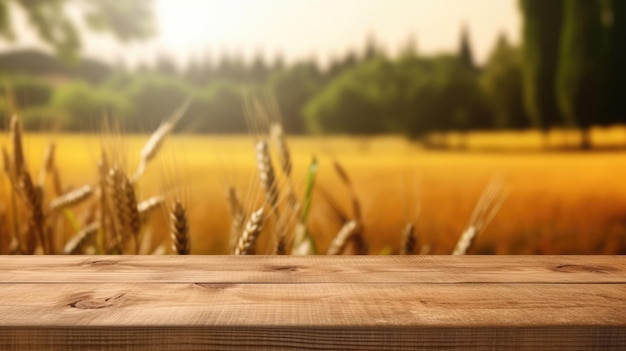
170, 199, 189, 255
49, 185, 93, 212
234, 206, 265, 255
63, 222, 100, 254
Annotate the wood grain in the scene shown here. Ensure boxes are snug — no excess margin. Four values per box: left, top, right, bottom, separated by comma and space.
0, 255, 623, 283
0, 256, 623, 350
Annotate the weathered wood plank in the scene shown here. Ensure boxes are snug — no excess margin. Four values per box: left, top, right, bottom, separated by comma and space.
0, 255, 623, 283
1, 327, 624, 351
0, 283, 624, 327
0, 256, 624, 350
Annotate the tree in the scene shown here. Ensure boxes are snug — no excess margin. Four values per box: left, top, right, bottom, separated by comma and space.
480, 34, 529, 130
399, 33, 418, 60
304, 56, 489, 139
304, 59, 390, 135
52, 80, 129, 131
191, 81, 246, 133
458, 25, 476, 71
556, 0, 603, 149
155, 52, 178, 77
0, 0, 155, 60
363, 33, 383, 62
124, 74, 192, 131
269, 62, 324, 134
603, 0, 626, 126
519, 0, 564, 138
326, 50, 359, 82
250, 51, 269, 84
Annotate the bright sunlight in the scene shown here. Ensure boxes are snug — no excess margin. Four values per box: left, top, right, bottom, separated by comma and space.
155, 0, 252, 46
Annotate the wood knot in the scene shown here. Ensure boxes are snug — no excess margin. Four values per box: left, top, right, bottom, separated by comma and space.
195, 283, 236, 291
552, 264, 617, 274
67, 292, 126, 309
83, 259, 118, 267
264, 265, 300, 272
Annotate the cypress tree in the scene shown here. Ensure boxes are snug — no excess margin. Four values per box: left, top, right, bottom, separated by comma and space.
556, 0, 603, 149
458, 25, 475, 71
605, 0, 626, 126
519, 0, 564, 140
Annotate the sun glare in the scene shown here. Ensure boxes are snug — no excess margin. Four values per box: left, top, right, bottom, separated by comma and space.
155, 0, 252, 46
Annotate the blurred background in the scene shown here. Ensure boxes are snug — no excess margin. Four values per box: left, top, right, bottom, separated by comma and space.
0, 0, 625, 254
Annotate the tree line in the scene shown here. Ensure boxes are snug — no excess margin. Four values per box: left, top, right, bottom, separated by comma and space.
0, 0, 624, 149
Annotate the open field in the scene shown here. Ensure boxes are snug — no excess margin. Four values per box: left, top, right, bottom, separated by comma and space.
1, 130, 626, 255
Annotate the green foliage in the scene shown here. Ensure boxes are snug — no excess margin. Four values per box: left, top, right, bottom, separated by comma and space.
519, 0, 564, 131
304, 58, 392, 135
305, 56, 489, 137
269, 63, 324, 134
0, 50, 113, 84
0, 1, 12, 40
556, 0, 603, 130
0, 74, 53, 108
458, 26, 476, 70
603, 0, 626, 124
191, 81, 246, 133
1, 0, 155, 60
480, 35, 529, 129
123, 74, 192, 131
21, 105, 60, 131
51, 80, 128, 131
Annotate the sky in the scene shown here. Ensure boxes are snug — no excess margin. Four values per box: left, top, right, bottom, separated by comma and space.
0, 0, 521, 69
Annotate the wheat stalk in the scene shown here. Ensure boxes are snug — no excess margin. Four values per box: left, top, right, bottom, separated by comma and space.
38, 143, 54, 187
9, 117, 47, 254
170, 199, 189, 255
98, 152, 116, 254
226, 186, 245, 253
121, 173, 141, 254
326, 220, 360, 255
106, 167, 141, 253
49, 185, 93, 212
17, 170, 45, 254
11, 115, 25, 174
270, 123, 292, 177
401, 223, 417, 255
332, 160, 362, 221
255, 140, 279, 208
133, 99, 189, 182
138, 195, 164, 221
452, 177, 508, 255
63, 221, 100, 254
234, 206, 265, 255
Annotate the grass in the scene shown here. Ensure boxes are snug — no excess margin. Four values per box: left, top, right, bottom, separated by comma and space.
1, 130, 626, 255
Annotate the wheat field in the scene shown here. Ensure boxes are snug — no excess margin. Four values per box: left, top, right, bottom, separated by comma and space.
1, 128, 625, 255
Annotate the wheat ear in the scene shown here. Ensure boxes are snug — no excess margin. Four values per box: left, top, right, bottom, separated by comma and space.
121, 173, 141, 254
226, 186, 245, 253
255, 140, 279, 208
98, 153, 116, 254
49, 185, 93, 212
270, 123, 292, 177
453, 177, 507, 255
11, 115, 25, 173
106, 168, 140, 253
234, 206, 265, 255
10, 116, 46, 254
17, 171, 45, 254
133, 99, 189, 182
170, 199, 189, 255
401, 223, 417, 255
138, 195, 164, 222
326, 220, 360, 255
63, 222, 100, 254
2, 146, 22, 253
332, 160, 362, 220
